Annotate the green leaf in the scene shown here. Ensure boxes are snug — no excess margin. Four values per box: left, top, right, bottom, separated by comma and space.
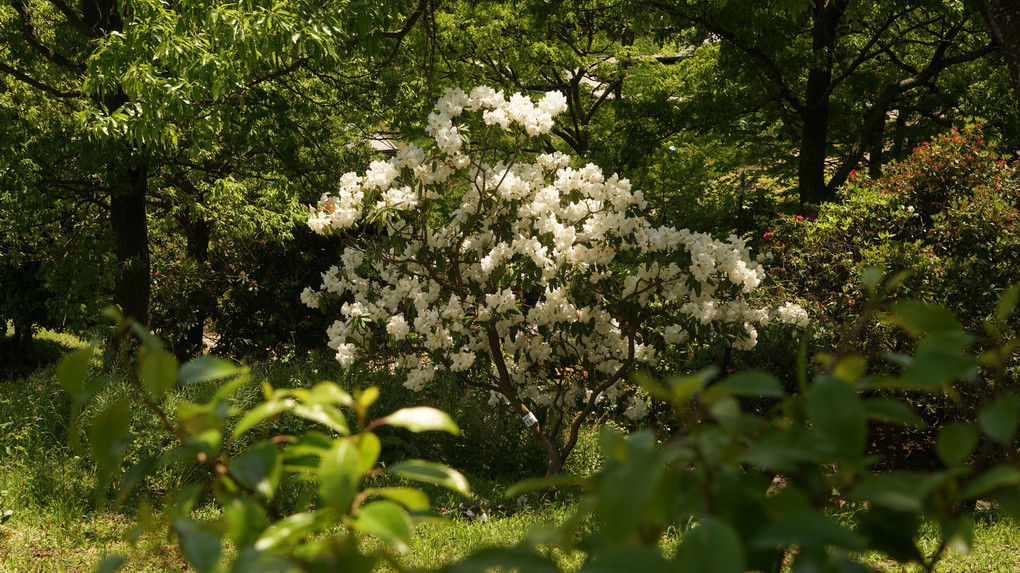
387, 459, 470, 497
506, 474, 584, 497
807, 376, 866, 459
357, 432, 381, 475
228, 442, 282, 501
299, 382, 354, 407
674, 517, 746, 573
174, 518, 222, 573
978, 394, 1020, 444
705, 371, 784, 401
178, 356, 240, 385
89, 399, 132, 464
139, 349, 179, 400
233, 399, 294, 438
936, 422, 978, 467
962, 466, 1020, 499
364, 487, 430, 512
380, 407, 460, 434
350, 500, 412, 552
598, 432, 666, 542
996, 285, 1020, 323
356, 386, 380, 414
890, 301, 961, 337
95, 555, 125, 573
223, 496, 270, 547
435, 547, 558, 573
851, 473, 926, 512
752, 512, 865, 551
57, 346, 94, 397
864, 398, 924, 428
254, 511, 323, 551
291, 402, 350, 435
319, 439, 362, 512
582, 546, 671, 572
899, 349, 978, 389
832, 354, 868, 383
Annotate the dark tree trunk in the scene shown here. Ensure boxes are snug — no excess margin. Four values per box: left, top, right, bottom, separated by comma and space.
83, 0, 151, 328
181, 214, 211, 357
972, 0, 1020, 104
797, 0, 847, 206
109, 162, 150, 326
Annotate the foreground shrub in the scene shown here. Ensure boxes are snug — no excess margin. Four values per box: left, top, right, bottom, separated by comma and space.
58, 311, 469, 572
446, 287, 1020, 573
302, 87, 806, 474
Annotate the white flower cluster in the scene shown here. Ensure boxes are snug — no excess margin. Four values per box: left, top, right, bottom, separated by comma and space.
304, 86, 808, 422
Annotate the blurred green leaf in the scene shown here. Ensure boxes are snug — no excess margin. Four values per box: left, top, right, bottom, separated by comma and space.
753, 512, 865, 551
139, 348, 178, 400
95, 555, 125, 573
435, 547, 558, 573
978, 394, 1020, 444
178, 356, 240, 385
357, 433, 381, 475
174, 517, 222, 573
936, 422, 978, 467
223, 497, 270, 547
675, 517, 746, 573
387, 459, 470, 497
254, 511, 323, 551
364, 487, 430, 512
56, 346, 94, 397
381, 407, 460, 434
319, 439, 362, 512
996, 285, 1020, 324
583, 546, 671, 572
228, 442, 282, 501
705, 371, 784, 401
89, 399, 132, 464
807, 376, 866, 459
291, 403, 350, 435
890, 301, 962, 336
233, 399, 294, 438
507, 474, 584, 497
864, 398, 924, 428
351, 500, 412, 552
962, 466, 1020, 499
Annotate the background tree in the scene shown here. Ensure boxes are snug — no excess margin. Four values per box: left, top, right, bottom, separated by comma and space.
649, 0, 997, 205
0, 0, 431, 346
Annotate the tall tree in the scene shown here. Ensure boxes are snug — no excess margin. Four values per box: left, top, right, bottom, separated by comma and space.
1, 0, 430, 330
651, 0, 997, 205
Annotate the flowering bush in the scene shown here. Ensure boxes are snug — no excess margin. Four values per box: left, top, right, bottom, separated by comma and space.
302, 87, 806, 474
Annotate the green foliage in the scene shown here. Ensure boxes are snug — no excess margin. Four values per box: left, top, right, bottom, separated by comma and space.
769, 127, 1020, 406
57, 311, 468, 571
440, 293, 1020, 573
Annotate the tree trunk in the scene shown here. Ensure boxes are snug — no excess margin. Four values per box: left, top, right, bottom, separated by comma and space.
181, 214, 211, 357
973, 0, 1020, 104
797, 0, 846, 206
84, 0, 151, 328
109, 162, 150, 326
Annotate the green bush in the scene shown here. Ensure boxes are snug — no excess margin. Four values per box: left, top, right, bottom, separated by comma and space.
442, 292, 1020, 573
771, 126, 1020, 349
59, 311, 470, 572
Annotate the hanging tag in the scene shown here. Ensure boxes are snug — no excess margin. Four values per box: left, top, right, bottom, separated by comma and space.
521, 412, 538, 427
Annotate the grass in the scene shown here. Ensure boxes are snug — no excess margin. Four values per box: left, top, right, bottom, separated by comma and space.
2, 326, 1020, 572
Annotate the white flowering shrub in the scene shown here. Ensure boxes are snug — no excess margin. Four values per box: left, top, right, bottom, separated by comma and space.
303, 87, 807, 474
